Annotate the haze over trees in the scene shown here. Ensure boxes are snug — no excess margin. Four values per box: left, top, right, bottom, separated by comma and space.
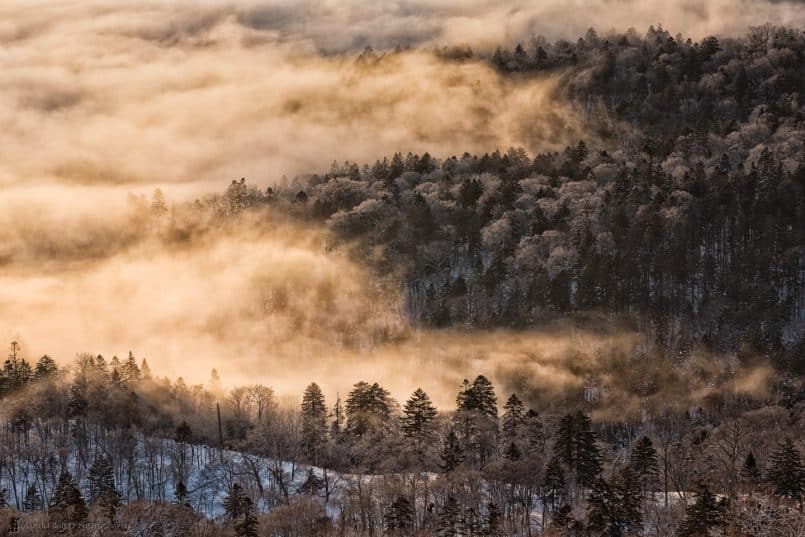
0, 22, 803, 537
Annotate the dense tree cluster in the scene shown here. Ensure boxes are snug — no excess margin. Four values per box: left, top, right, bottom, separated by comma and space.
196, 26, 803, 374
0, 344, 801, 535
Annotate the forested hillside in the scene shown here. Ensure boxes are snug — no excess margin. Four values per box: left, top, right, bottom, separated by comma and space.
209, 25, 805, 372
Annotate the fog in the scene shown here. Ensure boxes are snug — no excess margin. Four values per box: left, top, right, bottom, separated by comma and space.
1, 0, 796, 413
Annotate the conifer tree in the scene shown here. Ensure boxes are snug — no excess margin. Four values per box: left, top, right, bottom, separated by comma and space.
67, 380, 88, 418
34, 355, 58, 380
766, 437, 804, 500
345, 381, 393, 437
234, 497, 258, 537
556, 410, 602, 487
401, 388, 438, 462
223, 483, 250, 520
301, 382, 328, 461
676, 483, 726, 537
401, 388, 438, 439
740, 450, 760, 486
120, 351, 141, 384
175, 421, 193, 444
330, 394, 345, 439
456, 375, 498, 420
524, 409, 544, 453
49, 471, 87, 528
542, 457, 566, 511
437, 496, 462, 537
440, 428, 464, 473
503, 441, 522, 461
586, 467, 641, 537
502, 393, 525, 441
385, 495, 414, 533
88, 455, 120, 522
630, 436, 659, 493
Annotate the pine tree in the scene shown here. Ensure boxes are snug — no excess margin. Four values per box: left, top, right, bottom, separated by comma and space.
67, 380, 88, 418
766, 437, 804, 500
23, 484, 42, 511
437, 496, 462, 537
234, 497, 258, 537
330, 394, 345, 438
502, 393, 525, 441
556, 410, 602, 487
740, 450, 760, 486
140, 358, 152, 380
120, 351, 140, 384
175, 421, 193, 444
543, 456, 566, 511
503, 441, 522, 461
34, 355, 58, 379
385, 495, 414, 532
88, 455, 120, 522
457, 375, 498, 420
301, 382, 328, 461
676, 483, 726, 537
630, 436, 659, 493
587, 468, 641, 537
345, 381, 393, 437
223, 483, 250, 520
49, 471, 87, 528
401, 388, 438, 455
524, 409, 544, 453
440, 428, 464, 473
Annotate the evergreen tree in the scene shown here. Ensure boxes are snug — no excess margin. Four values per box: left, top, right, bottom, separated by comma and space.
34, 355, 58, 379
88, 455, 117, 503
401, 388, 438, 460
440, 428, 464, 473
676, 483, 726, 537
67, 380, 88, 418
23, 484, 42, 511
385, 495, 414, 532
120, 351, 141, 384
175, 421, 193, 444
0, 488, 6, 508
556, 410, 602, 487
301, 382, 328, 460
223, 483, 250, 520
234, 497, 258, 537
49, 472, 87, 530
88, 455, 120, 522
437, 495, 462, 537
501, 393, 525, 441
587, 468, 642, 537
740, 450, 760, 486
766, 437, 804, 500
345, 381, 393, 437
457, 375, 498, 420
330, 394, 345, 438
524, 409, 544, 453
543, 456, 566, 511
503, 441, 522, 461
140, 358, 152, 380
630, 436, 659, 493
